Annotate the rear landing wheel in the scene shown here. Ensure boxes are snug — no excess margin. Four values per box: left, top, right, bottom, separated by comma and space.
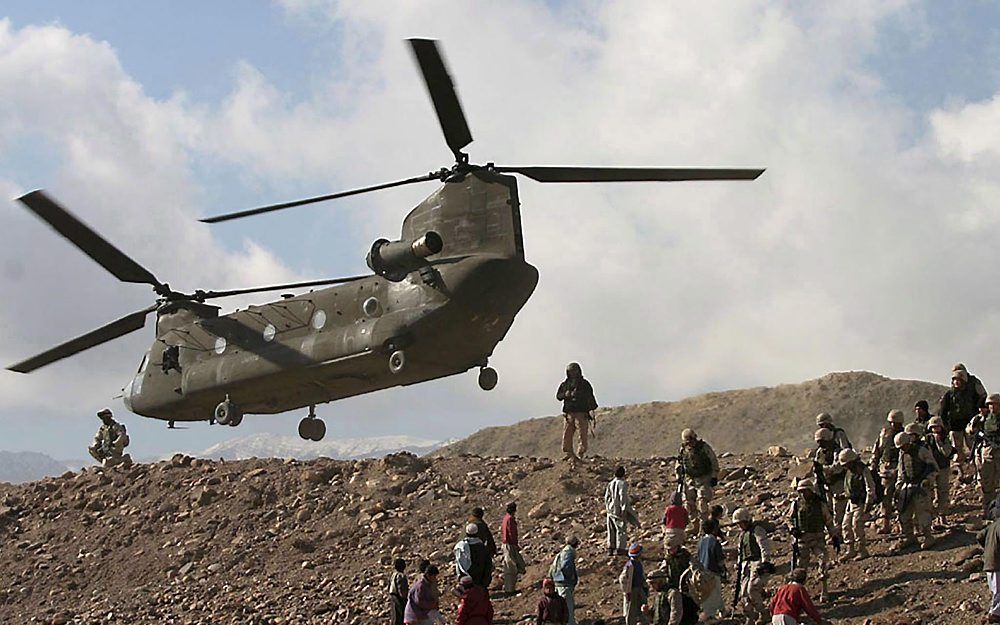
215, 397, 242, 427
478, 367, 498, 391
298, 413, 326, 442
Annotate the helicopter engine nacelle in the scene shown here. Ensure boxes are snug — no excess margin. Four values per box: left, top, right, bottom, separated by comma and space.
366, 231, 443, 281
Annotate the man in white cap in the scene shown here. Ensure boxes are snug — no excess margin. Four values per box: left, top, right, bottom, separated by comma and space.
838, 448, 876, 561
556, 362, 598, 462
733, 507, 775, 625
940, 367, 983, 480
454, 523, 490, 587
871, 409, 905, 534
677, 429, 720, 535
924, 416, 955, 524
815, 412, 852, 450
788, 478, 840, 602
969, 394, 1000, 516
813, 428, 847, 528
894, 432, 938, 549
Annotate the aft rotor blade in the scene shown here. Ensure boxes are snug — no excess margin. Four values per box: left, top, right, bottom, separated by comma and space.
407, 38, 473, 158
197, 275, 371, 300
495, 166, 766, 183
7, 305, 157, 373
17, 190, 164, 287
200, 173, 439, 224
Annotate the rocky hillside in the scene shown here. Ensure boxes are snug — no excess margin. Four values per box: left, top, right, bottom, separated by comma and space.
438, 371, 949, 458
0, 450, 988, 625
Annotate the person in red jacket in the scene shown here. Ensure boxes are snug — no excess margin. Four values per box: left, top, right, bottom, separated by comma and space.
663, 491, 690, 550
501, 502, 527, 594
770, 569, 830, 625
537, 578, 569, 624
456, 575, 494, 625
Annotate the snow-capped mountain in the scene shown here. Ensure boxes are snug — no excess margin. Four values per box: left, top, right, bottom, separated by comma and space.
0, 451, 77, 484
187, 433, 445, 461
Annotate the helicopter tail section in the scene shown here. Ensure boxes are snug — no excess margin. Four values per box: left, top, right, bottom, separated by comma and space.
401, 170, 524, 260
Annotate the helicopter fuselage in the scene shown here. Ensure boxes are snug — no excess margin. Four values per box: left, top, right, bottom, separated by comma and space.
124, 170, 538, 422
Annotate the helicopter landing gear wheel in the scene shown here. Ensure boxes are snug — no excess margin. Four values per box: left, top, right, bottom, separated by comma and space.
389, 349, 406, 374
478, 367, 498, 391
298, 406, 326, 441
215, 396, 242, 427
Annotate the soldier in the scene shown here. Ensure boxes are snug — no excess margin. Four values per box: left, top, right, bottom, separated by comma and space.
838, 448, 876, 561
904, 422, 925, 439
894, 432, 938, 549
733, 507, 775, 625
940, 368, 983, 480
813, 428, 847, 528
954, 362, 989, 405
815, 412, 852, 450
788, 478, 841, 603
924, 416, 955, 524
913, 400, 933, 428
676, 429, 720, 535
556, 362, 598, 462
606, 466, 631, 556
871, 409, 905, 534
87, 408, 131, 467
969, 394, 1000, 516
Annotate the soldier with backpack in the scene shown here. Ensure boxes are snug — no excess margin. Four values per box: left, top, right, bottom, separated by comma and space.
677, 429, 720, 535
838, 448, 877, 561
941, 367, 984, 480
872, 409, 906, 534
894, 432, 938, 550
733, 507, 775, 625
925, 416, 955, 524
813, 428, 848, 528
788, 478, 841, 603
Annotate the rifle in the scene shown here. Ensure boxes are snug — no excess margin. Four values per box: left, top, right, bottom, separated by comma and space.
790, 501, 801, 571
732, 552, 743, 609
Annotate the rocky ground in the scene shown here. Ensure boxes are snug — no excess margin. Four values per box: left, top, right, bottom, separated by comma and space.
0, 449, 990, 625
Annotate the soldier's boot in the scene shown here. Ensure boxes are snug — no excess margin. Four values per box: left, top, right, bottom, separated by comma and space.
897, 532, 917, 548
854, 545, 871, 560
878, 517, 892, 534
921, 527, 937, 549
818, 579, 830, 603
839, 546, 857, 563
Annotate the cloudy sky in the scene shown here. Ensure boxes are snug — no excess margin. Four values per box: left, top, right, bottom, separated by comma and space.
2, 1, 999, 460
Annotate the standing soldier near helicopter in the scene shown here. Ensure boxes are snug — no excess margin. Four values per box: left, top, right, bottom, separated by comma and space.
872, 409, 905, 534
677, 429, 720, 536
556, 362, 598, 462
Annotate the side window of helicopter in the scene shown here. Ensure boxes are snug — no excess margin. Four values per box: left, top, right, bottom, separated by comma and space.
161, 345, 181, 373
131, 352, 149, 396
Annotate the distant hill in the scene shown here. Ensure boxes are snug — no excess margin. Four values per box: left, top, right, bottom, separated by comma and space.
188, 433, 445, 461
436, 371, 948, 458
0, 451, 75, 484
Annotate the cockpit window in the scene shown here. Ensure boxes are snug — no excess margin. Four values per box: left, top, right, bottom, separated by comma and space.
137, 353, 149, 374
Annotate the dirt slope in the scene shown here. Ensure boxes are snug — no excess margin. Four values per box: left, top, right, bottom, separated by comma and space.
437, 371, 948, 458
0, 450, 989, 625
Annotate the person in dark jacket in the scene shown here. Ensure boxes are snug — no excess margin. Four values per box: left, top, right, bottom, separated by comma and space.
556, 362, 598, 461
536, 578, 568, 624
456, 575, 494, 625
470, 506, 498, 565
455, 523, 491, 588
389, 558, 409, 625
940, 368, 983, 480
979, 487, 1000, 622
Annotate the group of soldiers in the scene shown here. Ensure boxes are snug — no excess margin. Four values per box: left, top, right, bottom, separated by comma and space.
576, 361, 1000, 624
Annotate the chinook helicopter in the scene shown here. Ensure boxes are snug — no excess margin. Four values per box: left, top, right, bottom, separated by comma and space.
8, 39, 763, 441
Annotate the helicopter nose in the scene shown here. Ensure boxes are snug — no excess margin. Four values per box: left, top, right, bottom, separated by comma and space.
122, 382, 133, 412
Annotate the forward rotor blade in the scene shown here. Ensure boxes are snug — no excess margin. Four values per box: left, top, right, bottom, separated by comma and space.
17, 191, 164, 287
200, 173, 439, 224
495, 166, 766, 183
7, 305, 157, 373
196, 275, 371, 300
407, 38, 473, 158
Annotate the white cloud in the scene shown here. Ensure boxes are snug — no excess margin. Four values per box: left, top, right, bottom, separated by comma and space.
0, 20, 299, 414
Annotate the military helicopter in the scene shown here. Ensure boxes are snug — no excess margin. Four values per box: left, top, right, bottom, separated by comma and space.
8, 39, 763, 441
